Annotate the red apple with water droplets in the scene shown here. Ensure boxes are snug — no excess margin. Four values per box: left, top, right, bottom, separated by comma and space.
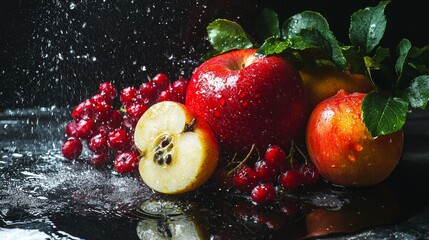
186, 49, 309, 154
306, 90, 404, 186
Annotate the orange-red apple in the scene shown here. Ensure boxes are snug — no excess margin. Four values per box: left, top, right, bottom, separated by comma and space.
299, 66, 373, 109
306, 90, 404, 186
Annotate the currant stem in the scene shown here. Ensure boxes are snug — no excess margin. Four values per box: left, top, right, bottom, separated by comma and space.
227, 144, 256, 177
295, 143, 309, 165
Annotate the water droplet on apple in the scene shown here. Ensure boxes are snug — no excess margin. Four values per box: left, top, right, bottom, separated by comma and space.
348, 154, 356, 162
214, 108, 222, 117
239, 100, 249, 108
238, 91, 246, 99
353, 144, 363, 152
217, 96, 226, 106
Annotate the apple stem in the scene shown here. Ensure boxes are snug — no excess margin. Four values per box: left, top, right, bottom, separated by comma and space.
227, 144, 257, 177
183, 118, 197, 132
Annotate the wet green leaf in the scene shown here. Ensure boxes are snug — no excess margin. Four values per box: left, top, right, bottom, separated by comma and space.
256, 8, 280, 41
402, 75, 429, 109
282, 11, 347, 70
396, 39, 429, 89
362, 92, 408, 137
349, 0, 390, 54
256, 37, 290, 56
207, 19, 254, 54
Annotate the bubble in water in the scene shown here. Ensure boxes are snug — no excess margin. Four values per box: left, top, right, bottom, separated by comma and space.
69, 2, 76, 10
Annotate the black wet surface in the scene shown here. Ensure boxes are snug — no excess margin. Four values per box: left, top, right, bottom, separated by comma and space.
0, 108, 428, 240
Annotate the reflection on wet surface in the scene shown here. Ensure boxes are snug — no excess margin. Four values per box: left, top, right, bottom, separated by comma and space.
1, 108, 429, 239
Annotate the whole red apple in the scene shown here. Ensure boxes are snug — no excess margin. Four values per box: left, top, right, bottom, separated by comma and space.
306, 90, 404, 186
186, 49, 309, 154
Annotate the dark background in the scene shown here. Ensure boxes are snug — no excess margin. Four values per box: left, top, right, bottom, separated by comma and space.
0, 0, 427, 111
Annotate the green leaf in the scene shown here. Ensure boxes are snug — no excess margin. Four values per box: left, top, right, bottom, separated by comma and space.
372, 47, 390, 64
282, 11, 347, 70
349, 0, 390, 54
207, 19, 254, 54
256, 8, 280, 41
364, 47, 391, 86
342, 45, 365, 74
402, 75, 429, 109
396, 40, 429, 89
395, 38, 412, 85
256, 37, 290, 56
362, 92, 408, 137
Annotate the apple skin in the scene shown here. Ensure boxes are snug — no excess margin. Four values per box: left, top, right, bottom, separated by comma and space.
299, 66, 373, 110
186, 48, 309, 154
306, 90, 404, 186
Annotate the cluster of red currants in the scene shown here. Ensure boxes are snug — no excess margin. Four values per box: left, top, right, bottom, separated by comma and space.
231, 144, 320, 203
61, 73, 188, 174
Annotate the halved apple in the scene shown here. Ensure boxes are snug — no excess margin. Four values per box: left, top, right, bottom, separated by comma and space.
134, 101, 219, 194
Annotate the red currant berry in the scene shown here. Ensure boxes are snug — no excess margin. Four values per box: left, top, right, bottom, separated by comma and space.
171, 78, 188, 95
99, 82, 117, 101
108, 128, 128, 150
157, 89, 171, 102
88, 133, 108, 154
264, 145, 286, 171
114, 152, 139, 174
75, 118, 95, 139
126, 103, 148, 122
120, 86, 138, 107
108, 110, 123, 129
251, 183, 276, 203
92, 94, 113, 122
232, 165, 259, 192
89, 153, 109, 168
278, 169, 303, 191
95, 124, 110, 137
121, 114, 137, 130
151, 73, 170, 90
139, 82, 157, 103
253, 160, 278, 182
65, 121, 78, 137
71, 99, 94, 120
61, 137, 83, 160
299, 163, 320, 185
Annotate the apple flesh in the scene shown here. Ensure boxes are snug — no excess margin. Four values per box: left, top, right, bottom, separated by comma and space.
134, 101, 219, 194
306, 90, 404, 186
186, 48, 309, 154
